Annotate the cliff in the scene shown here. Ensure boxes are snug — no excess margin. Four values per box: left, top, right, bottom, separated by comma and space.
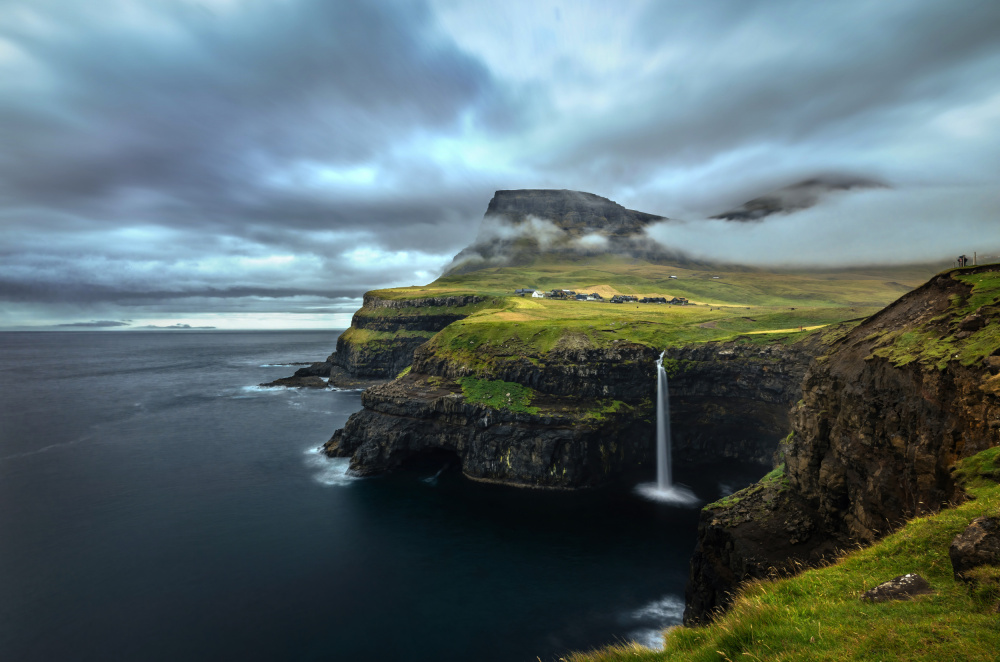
264, 293, 489, 388
325, 328, 833, 488
685, 265, 1000, 624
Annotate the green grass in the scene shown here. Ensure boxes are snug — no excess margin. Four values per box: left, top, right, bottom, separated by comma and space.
347, 257, 947, 377
568, 446, 1000, 662
456, 376, 540, 414
706, 464, 789, 510
871, 268, 1000, 370
338, 326, 437, 346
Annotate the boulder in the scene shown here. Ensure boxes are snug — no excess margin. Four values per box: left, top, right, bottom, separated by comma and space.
860, 573, 933, 602
949, 516, 1000, 581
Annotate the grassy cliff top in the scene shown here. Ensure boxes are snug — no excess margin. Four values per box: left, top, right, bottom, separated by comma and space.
375, 256, 940, 306
364, 257, 946, 357
570, 446, 1000, 662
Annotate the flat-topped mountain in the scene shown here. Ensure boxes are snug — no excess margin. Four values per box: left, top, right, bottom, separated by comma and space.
446, 189, 669, 274
484, 189, 664, 236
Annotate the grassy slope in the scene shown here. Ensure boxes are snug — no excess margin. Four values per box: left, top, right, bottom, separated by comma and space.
370, 258, 942, 362
872, 268, 1000, 370
569, 447, 1000, 662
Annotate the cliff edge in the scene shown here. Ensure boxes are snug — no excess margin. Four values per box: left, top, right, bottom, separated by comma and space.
685, 264, 1000, 623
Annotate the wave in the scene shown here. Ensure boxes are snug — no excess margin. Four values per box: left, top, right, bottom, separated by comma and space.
304, 447, 360, 486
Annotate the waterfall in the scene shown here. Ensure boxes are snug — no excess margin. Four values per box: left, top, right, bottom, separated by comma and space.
635, 351, 697, 505
655, 351, 672, 490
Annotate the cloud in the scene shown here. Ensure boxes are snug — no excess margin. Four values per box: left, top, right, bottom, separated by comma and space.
54, 319, 131, 327
137, 323, 216, 329
1, 0, 999, 326
647, 184, 1000, 267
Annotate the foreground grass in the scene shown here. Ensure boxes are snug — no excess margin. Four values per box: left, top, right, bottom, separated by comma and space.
568, 447, 1000, 662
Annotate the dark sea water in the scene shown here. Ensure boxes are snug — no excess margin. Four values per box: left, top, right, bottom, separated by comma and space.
0, 331, 764, 661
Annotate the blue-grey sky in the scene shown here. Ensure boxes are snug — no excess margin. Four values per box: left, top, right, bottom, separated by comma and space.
2, 0, 999, 328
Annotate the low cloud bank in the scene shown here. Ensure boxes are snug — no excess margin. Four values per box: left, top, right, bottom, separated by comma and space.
55, 319, 131, 328
647, 185, 1000, 267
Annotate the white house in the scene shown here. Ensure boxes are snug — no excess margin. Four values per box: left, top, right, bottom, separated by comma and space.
531, 290, 545, 298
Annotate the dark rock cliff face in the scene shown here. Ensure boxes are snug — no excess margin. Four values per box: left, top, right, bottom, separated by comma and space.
684, 266, 1000, 625
326, 373, 652, 488
326, 334, 827, 488
326, 341, 660, 487
667, 336, 828, 465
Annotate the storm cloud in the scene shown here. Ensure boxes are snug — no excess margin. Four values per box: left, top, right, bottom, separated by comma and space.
1, 0, 999, 327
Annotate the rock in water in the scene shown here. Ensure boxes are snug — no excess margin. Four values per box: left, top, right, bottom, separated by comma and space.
950, 516, 1000, 581
861, 574, 933, 602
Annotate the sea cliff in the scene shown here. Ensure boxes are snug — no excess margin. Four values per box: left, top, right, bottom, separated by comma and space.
684, 265, 1000, 624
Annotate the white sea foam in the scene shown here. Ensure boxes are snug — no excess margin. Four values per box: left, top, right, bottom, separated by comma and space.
628, 628, 665, 650
624, 595, 684, 650
634, 482, 699, 506
631, 595, 685, 622
240, 384, 290, 393
304, 447, 359, 486
259, 363, 295, 367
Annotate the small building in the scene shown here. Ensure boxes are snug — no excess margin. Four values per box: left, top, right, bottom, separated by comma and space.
640, 297, 668, 304
610, 295, 639, 304
575, 294, 589, 301
586, 293, 603, 301
514, 288, 535, 297
531, 290, 545, 298
668, 275, 678, 279
669, 297, 689, 305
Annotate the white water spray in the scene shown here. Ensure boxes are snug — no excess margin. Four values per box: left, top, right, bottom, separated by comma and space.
635, 351, 698, 505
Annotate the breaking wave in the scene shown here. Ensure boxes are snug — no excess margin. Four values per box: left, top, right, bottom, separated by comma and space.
304, 447, 359, 486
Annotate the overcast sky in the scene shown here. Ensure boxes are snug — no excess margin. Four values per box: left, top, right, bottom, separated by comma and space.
2, 0, 999, 329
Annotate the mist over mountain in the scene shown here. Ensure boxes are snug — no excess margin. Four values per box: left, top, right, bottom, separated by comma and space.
445, 189, 681, 274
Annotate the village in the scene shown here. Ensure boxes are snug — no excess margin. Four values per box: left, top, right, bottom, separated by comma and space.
512, 288, 691, 305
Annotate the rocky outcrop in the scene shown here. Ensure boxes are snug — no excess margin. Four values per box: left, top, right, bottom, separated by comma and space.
950, 516, 1000, 581
325, 374, 651, 488
684, 266, 1000, 624
261, 361, 331, 388
860, 574, 933, 603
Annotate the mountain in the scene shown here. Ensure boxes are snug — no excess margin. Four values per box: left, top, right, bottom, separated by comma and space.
711, 175, 886, 222
445, 189, 672, 274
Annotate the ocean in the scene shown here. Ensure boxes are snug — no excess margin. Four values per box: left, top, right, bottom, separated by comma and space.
0, 330, 763, 661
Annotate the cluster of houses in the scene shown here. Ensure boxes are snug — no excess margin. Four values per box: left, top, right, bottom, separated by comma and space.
513, 289, 690, 305
515, 288, 604, 301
